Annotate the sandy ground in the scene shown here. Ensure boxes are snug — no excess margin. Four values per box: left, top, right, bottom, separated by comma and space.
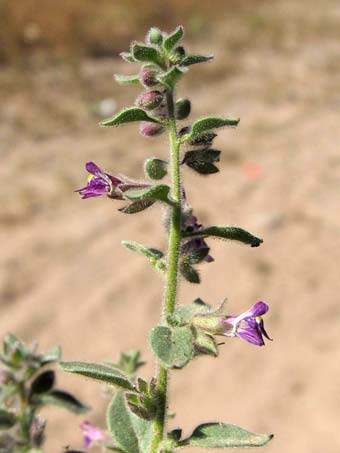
1, 0, 340, 452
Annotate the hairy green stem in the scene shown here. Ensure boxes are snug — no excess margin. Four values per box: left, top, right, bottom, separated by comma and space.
150, 90, 182, 452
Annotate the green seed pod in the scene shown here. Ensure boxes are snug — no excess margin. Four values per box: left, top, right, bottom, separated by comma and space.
144, 157, 168, 180
175, 98, 191, 120
147, 27, 163, 46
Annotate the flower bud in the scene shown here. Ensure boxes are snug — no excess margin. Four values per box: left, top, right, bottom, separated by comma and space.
169, 46, 186, 64
135, 91, 163, 111
147, 27, 163, 45
175, 98, 191, 120
144, 157, 168, 180
139, 122, 164, 137
139, 68, 158, 87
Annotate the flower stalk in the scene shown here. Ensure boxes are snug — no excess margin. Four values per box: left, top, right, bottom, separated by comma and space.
150, 88, 182, 452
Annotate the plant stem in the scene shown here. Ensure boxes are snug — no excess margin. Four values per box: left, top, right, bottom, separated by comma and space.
150, 89, 182, 452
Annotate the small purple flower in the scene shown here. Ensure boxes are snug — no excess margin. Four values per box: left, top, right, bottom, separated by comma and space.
223, 301, 272, 346
80, 420, 104, 449
76, 162, 150, 202
75, 162, 122, 199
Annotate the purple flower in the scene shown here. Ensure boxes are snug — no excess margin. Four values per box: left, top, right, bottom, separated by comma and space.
80, 421, 104, 449
223, 301, 272, 346
75, 162, 122, 199
76, 162, 150, 201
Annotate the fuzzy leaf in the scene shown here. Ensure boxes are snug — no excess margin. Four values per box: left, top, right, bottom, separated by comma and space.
124, 184, 171, 205
178, 423, 273, 448
107, 393, 139, 453
157, 66, 185, 89
182, 116, 239, 142
114, 74, 140, 84
59, 361, 135, 391
180, 259, 200, 284
186, 160, 219, 175
163, 26, 184, 53
120, 52, 135, 63
40, 346, 61, 365
119, 199, 155, 214
101, 108, 162, 127
122, 240, 164, 261
39, 389, 88, 414
149, 325, 194, 369
176, 298, 212, 321
181, 54, 214, 66
0, 409, 16, 429
131, 43, 164, 67
183, 225, 263, 247
30, 370, 55, 395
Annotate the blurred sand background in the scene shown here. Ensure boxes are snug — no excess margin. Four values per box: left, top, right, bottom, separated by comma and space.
1, 0, 340, 451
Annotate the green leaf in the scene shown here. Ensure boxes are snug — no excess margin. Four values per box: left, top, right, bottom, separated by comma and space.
163, 26, 184, 53
124, 184, 172, 205
183, 225, 263, 247
149, 325, 194, 369
181, 54, 214, 66
182, 116, 239, 142
59, 361, 135, 391
175, 298, 212, 321
107, 392, 140, 453
120, 52, 135, 62
0, 409, 16, 429
157, 66, 185, 90
178, 422, 273, 448
30, 370, 55, 395
122, 240, 164, 261
180, 259, 200, 284
101, 108, 162, 127
119, 199, 155, 214
114, 74, 140, 84
40, 346, 61, 364
39, 389, 88, 414
131, 42, 164, 67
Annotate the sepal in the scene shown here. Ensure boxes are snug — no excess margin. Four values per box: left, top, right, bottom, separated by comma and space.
179, 258, 200, 284
183, 148, 221, 175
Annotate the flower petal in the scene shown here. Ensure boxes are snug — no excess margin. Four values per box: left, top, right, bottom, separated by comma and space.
237, 325, 265, 346
244, 301, 269, 318
86, 161, 104, 177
